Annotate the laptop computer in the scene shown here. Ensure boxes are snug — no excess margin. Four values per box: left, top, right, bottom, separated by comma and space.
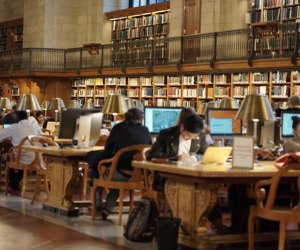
201, 146, 232, 165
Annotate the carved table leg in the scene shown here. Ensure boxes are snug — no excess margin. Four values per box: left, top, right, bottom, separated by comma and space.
43, 156, 79, 216
165, 179, 217, 250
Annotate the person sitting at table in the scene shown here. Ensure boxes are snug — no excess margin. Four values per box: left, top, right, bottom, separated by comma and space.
284, 116, 300, 153
85, 108, 152, 219
147, 113, 206, 163
0, 110, 42, 192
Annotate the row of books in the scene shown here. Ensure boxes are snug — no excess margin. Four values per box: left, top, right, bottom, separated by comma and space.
128, 89, 140, 97
232, 73, 249, 84
271, 85, 290, 96
94, 89, 104, 96
112, 13, 169, 31
284, 0, 300, 5
182, 100, 198, 109
263, 0, 281, 8
233, 86, 251, 96
283, 5, 300, 20
154, 87, 167, 96
94, 99, 104, 107
271, 71, 289, 82
253, 86, 268, 94
168, 87, 181, 97
294, 85, 300, 94
262, 8, 281, 22
214, 87, 231, 96
105, 77, 126, 85
182, 89, 197, 97
215, 74, 231, 84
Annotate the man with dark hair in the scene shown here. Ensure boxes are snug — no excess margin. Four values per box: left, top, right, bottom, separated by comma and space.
147, 114, 206, 162
0, 110, 42, 192
85, 108, 152, 218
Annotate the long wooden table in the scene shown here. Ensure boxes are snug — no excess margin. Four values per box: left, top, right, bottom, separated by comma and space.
132, 160, 300, 249
22, 145, 103, 216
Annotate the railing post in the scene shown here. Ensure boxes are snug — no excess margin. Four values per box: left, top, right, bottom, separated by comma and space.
28, 49, 32, 73
121, 43, 127, 73
210, 32, 217, 69
177, 36, 183, 71
291, 23, 299, 65
79, 47, 83, 72
98, 44, 103, 74
247, 28, 255, 67
64, 49, 66, 71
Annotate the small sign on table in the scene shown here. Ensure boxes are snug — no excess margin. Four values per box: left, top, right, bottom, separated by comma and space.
232, 136, 255, 169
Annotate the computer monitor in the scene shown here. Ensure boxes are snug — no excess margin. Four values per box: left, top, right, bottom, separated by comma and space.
58, 108, 100, 139
207, 108, 242, 139
281, 109, 300, 139
144, 106, 182, 134
77, 113, 103, 147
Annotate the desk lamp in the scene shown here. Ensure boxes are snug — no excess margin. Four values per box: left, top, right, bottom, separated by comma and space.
197, 101, 220, 117
67, 100, 81, 109
102, 94, 128, 122
0, 97, 12, 114
48, 98, 65, 122
41, 101, 49, 117
219, 97, 239, 109
17, 94, 41, 116
236, 94, 275, 145
83, 99, 94, 109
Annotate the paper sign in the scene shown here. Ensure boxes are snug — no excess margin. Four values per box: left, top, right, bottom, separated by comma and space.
232, 136, 254, 169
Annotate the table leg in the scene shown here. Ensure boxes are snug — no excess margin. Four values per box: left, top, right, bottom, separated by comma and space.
164, 179, 217, 250
43, 156, 79, 216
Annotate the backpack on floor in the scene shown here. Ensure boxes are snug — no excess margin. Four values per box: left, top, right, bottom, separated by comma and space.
124, 197, 158, 242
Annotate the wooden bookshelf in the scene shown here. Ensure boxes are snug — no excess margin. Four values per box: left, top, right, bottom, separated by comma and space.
69, 70, 300, 110
0, 18, 23, 52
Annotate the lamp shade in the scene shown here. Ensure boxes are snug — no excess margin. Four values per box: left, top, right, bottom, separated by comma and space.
197, 101, 219, 116
0, 97, 12, 110
219, 97, 239, 109
48, 98, 65, 111
41, 101, 50, 110
83, 99, 94, 109
101, 94, 128, 115
236, 94, 275, 121
125, 98, 135, 109
17, 94, 41, 111
67, 100, 81, 109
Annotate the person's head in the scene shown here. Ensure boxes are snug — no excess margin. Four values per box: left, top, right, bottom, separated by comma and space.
292, 116, 300, 137
15, 110, 28, 122
177, 107, 196, 126
124, 108, 144, 126
288, 95, 300, 109
180, 114, 204, 140
35, 110, 45, 124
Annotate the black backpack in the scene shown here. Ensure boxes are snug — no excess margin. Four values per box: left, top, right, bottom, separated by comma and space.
124, 197, 158, 242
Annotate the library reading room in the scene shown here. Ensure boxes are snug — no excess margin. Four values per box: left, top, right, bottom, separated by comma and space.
2, 0, 300, 250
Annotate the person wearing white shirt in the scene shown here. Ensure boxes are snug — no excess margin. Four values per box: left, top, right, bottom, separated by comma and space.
0, 110, 42, 192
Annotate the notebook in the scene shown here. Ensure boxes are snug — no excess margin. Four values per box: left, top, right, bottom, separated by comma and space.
201, 146, 232, 165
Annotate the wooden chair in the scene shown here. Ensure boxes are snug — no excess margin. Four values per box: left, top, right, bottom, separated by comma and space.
92, 144, 151, 225
27, 135, 59, 203
248, 163, 300, 250
5, 136, 36, 197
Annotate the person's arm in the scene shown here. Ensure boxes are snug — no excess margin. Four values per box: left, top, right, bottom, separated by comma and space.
197, 133, 209, 155
146, 130, 172, 160
0, 126, 13, 142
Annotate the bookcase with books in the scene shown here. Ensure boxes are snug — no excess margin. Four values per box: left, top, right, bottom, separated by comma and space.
69, 70, 300, 111
0, 19, 23, 51
107, 3, 170, 67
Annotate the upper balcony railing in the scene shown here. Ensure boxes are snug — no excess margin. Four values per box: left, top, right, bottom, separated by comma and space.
0, 23, 299, 73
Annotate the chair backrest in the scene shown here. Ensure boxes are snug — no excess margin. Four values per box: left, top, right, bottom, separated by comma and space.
256, 163, 300, 211
101, 144, 151, 181
27, 135, 59, 170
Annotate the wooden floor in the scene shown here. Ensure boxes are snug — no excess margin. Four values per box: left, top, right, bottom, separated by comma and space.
0, 206, 130, 250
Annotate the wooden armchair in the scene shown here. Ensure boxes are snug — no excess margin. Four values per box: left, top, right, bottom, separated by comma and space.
5, 136, 36, 197
92, 144, 151, 225
27, 135, 59, 203
248, 163, 300, 250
